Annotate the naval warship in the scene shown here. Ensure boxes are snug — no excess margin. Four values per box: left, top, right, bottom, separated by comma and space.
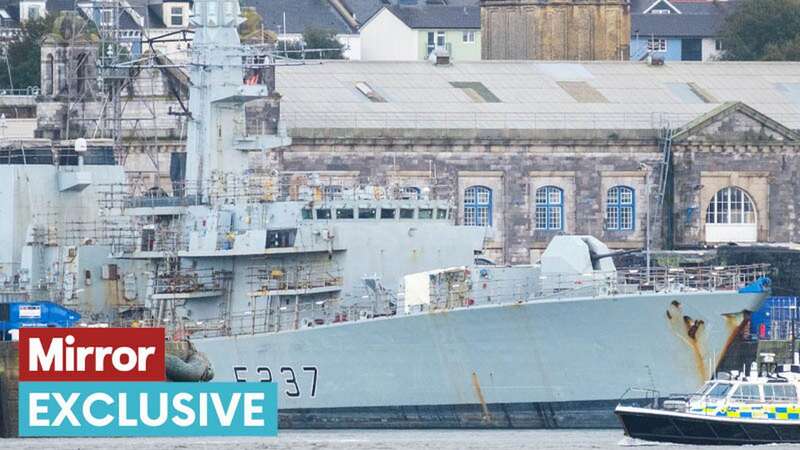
0, 0, 770, 428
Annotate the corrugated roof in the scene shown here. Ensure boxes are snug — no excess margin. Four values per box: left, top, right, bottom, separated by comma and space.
275, 60, 800, 130
387, 4, 479, 29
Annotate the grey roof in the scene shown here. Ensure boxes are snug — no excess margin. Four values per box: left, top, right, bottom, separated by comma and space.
386, 4, 479, 29
631, 0, 737, 37
243, 0, 354, 34
341, 0, 384, 25
274, 60, 800, 130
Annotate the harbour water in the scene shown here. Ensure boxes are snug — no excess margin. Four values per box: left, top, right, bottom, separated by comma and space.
0, 430, 796, 449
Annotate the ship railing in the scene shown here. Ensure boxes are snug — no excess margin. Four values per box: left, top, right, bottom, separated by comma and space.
616, 264, 770, 293
618, 387, 662, 409
152, 269, 230, 296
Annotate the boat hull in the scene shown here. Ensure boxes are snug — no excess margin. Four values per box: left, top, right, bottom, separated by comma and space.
192, 290, 766, 429
616, 406, 800, 445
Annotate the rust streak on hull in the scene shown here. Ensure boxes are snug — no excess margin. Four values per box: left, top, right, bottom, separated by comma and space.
471, 371, 492, 423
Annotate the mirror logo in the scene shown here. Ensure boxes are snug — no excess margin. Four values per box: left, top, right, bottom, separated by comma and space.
17, 328, 277, 437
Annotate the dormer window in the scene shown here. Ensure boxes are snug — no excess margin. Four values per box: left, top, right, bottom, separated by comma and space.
650, 9, 670, 14
170, 6, 184, 26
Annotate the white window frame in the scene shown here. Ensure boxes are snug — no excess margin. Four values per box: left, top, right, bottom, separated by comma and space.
462, 31, 475, 44
100, 8, 113, 26
647, 38, 667, 52
170, 5, 184, 27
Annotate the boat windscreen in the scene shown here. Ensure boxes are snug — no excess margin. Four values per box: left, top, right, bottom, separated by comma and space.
696, 382, 715, 395
707, 383, 732, 398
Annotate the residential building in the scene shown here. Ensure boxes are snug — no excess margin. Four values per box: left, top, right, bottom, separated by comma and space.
244, 0, 361, 59
630, 0, 736, 61
360, 4, 480, 61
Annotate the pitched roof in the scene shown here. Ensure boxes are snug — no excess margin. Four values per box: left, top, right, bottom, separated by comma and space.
242, 0, 355, 34
274, 60, 800, 131
632, 0, 737, 37
386, 4, 479, 29
340, 0, 383, 25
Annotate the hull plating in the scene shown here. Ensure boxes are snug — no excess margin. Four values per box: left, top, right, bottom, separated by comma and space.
193, 290, 765, 428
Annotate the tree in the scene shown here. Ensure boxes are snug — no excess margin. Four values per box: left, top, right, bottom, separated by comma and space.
279, 28, 345, 60
718, 0, 800, 61
0, 15, 53, 90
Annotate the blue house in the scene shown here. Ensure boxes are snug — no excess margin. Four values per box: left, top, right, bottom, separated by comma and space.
630, 0, 737, 61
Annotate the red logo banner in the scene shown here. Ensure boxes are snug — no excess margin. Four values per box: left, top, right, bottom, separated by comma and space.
19, 328, 165, 381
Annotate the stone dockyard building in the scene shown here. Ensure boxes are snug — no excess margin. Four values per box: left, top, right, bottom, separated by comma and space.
24, 53, 800, 265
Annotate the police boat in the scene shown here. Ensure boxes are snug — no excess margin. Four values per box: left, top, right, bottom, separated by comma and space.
615, 357, 800, 445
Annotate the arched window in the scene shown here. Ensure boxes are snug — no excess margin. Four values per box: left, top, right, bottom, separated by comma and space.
534, 186, 563, 230
706, 187, 756, 224
605, 186, 635, 231
400, 186, 421, 200
464, 185, 492, 226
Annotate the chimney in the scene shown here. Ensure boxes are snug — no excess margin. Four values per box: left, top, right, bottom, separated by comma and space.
431, 47, 451, 66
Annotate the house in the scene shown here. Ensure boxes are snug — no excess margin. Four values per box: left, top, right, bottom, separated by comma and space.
630, 0, 736, 61
360, 3, 480, 61
243, 0, 360, 59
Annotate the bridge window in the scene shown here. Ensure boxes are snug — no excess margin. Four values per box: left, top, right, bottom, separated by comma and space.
358, 208, 376, 219
419, 208, 433, 219
464, 186, 492, 226
605, 186, 635, 231
266, 229, 296, 248
315, 208, 331, 219
380, 208, 396, 219
399, 208, 414, 219
534, 186, 563, 230
335, 208, 354, 219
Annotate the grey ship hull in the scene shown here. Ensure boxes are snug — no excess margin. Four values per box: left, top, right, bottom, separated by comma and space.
193, 290, 765, 428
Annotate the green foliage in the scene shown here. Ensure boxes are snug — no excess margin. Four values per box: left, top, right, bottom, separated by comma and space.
278, 28, 344, 60
719, 0, 800, 61
0, 15, 53, 89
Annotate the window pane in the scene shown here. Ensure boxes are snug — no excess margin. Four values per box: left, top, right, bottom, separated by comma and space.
549, 207, 562, 229
358, 208, 376, 219
476, 206, 488, 226
477, 189, 490, 205
606, 206, 618, 229
620, 188, 633, 204
380, 208, 396, 219
535, 188, 547, 205
336, 208, 354, 219
465, 188, 476, 204
607, 187, 618, 204
535, 206, 547, 229
419, 208, 433, 219
621, 206, 633, 230
400, 208, 414, 219
548, 188, 561, 204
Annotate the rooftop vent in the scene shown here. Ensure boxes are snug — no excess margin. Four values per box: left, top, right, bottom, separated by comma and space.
431, 47, 451, 66
355, 81, 386, 103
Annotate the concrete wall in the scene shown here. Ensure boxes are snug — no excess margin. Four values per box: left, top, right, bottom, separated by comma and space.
481, 0, 631, 60
360, 8, 419, 61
